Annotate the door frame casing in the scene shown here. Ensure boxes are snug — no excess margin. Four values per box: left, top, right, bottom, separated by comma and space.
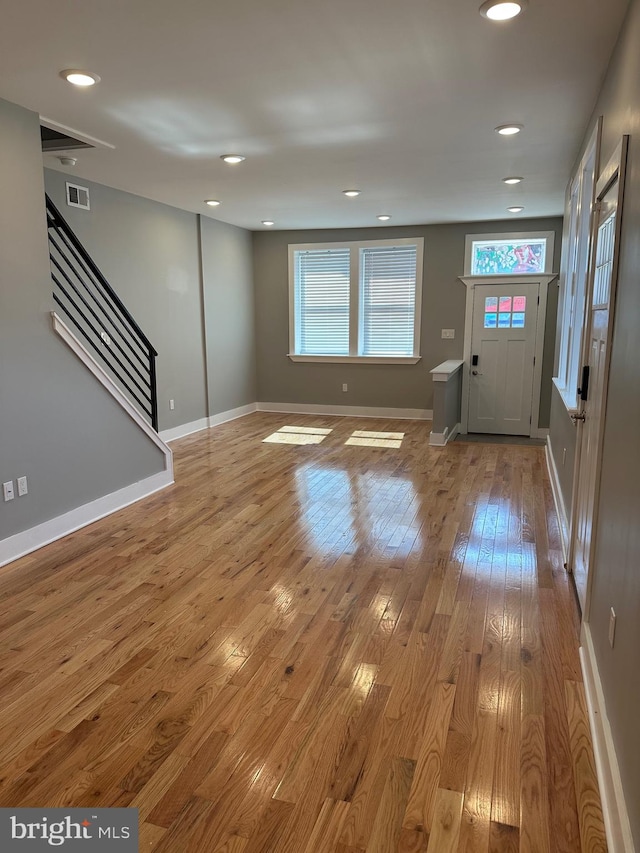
459, 274, 557, 437
567, 136, 629, 621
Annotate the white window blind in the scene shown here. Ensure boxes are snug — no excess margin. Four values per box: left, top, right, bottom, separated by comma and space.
360, 245, 417, 356
289, 238, 423, 362
295, 248, 350, 355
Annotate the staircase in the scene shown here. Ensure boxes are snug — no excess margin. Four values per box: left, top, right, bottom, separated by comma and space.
46, 194, 159, 430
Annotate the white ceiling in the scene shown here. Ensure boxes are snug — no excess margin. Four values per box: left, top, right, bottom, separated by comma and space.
0, 0, 629, 230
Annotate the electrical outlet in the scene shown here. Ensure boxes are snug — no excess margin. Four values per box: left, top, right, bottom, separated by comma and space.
169, 399, 175, 410
609, 607, 616, 648
441, 329, 455, 339
342, 383, 348, 392
17, 476, 28, 496
3, 481, 15, 502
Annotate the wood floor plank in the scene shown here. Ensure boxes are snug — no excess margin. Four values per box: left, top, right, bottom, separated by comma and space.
426, 788, 464, 853
365, 756, 415, 853
0, 414, 604, 852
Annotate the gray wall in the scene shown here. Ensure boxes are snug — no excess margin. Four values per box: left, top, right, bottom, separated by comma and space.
200, 216, 256, 415
252, 218, 562, 422
44, 169, 208, 432
572, 0, 640, 843
0, 99, 165, 541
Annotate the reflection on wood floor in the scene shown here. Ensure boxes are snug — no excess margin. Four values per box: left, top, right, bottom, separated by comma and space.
0, 414, 606, 852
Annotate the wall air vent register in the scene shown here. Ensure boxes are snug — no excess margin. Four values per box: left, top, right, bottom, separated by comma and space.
65, 182, 90, 210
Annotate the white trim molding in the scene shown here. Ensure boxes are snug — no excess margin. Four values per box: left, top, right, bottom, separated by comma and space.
545, 435, 569, 559
429, 359, 464, 383
208, 403, 258, 428
0, 470, 173, 569
258, 402, 432, 420
159, 405, 258, 443
160, 417, 210, 443
429, 423, 460, 447
580, 623, 636, 853
288, 355, 421, 365
52, 312, 173, 477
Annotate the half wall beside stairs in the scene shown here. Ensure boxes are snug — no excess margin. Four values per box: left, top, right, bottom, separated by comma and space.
0, 316, 173, 569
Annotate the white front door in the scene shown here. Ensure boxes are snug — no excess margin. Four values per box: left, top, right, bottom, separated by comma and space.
571, 139, 627, 614
467, 281, 540, 435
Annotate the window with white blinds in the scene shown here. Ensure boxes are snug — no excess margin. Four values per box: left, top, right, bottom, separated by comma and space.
289, 238, 423, 362
295, 248, 350, 355
360, 245, 417, 357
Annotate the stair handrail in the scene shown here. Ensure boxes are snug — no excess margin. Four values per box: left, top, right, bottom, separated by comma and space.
46, 194, 159, 430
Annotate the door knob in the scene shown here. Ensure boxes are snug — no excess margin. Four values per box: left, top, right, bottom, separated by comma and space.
472, 370, 482, 376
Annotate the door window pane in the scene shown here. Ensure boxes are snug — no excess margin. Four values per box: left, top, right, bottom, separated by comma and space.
511, 312, 525, 328
499, 296, 512, 312
485, 296, 498, 312
513, 295, 526, 312
484, 313, 497, 328
498, 312, 511, 328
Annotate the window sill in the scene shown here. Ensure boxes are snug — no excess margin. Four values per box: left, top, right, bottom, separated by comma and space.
552, 377, 579, 415
288, 354, 421, 365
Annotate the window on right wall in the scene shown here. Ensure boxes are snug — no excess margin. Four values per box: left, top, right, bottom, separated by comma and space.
554, 121, 600, 411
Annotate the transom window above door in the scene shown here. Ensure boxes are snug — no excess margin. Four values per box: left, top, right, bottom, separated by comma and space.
288, 238, 423, 364
464, 230, 555, 277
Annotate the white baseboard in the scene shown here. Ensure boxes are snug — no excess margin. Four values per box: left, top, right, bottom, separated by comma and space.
545, 435, 569, 559
160, 404, 259, 442
160, 416, 210, 443
580, 623, 636, 853
208, 403, 258, 428
429, 422, 460, 446
257, 402, 432, 420
0, 469, 173, 569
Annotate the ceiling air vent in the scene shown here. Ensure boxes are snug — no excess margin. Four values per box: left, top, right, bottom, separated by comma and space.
66, 182, 90, 210
40, 125, 94, 153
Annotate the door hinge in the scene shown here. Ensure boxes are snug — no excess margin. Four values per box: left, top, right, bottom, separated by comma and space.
537, 295, 540, 305
533, 356, 536, 365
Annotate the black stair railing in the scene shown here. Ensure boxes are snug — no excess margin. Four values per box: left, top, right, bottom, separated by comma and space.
46, 194, 159, 431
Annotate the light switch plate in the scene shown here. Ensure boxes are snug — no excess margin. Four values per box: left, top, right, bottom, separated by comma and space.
441, 329, 455, 339
3, 481, 15, 502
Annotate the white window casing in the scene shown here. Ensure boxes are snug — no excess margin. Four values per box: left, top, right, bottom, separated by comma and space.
553, 120, 601, 412
288, 238, 423, 364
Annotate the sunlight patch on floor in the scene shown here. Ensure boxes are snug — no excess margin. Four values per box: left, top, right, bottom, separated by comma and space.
263, 425, 332, 445
345, 430, 404, 449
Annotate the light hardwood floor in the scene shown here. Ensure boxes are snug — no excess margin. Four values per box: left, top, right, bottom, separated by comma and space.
0, 413, 606, 852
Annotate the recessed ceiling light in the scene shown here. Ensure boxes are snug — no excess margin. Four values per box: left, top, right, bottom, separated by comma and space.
221, 154, 245, 164
507, 206, 525, 213
377, 215, 391, 221
60, 69, 100, 87
495, 124, 523, 136
343, 190, 361, 197
503, 176, 524, 184
479, 0, 527, 21
262, 220, 275, 226
205, 199, 221, 207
